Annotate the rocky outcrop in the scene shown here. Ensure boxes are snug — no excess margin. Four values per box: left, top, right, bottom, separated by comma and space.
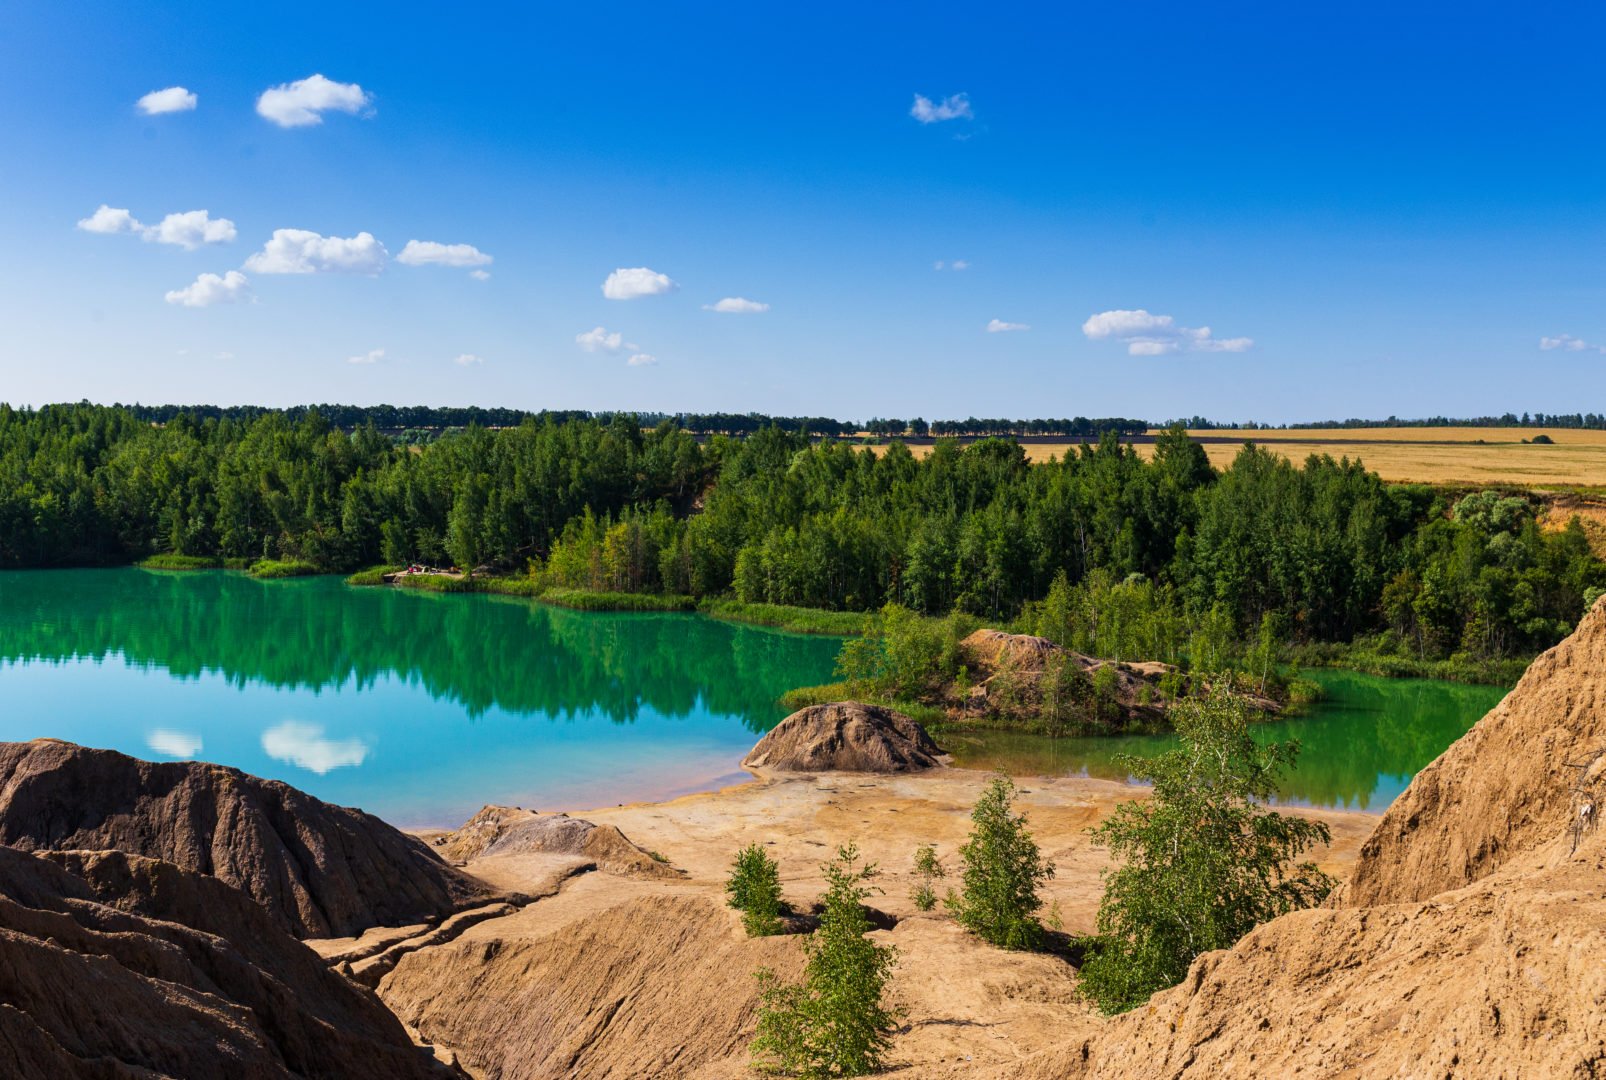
1339, 595, 1606, 908
0, 844, 451, 1079
742, 701, 946, 773
433, 805, 681, 880
0, 740, 486, 938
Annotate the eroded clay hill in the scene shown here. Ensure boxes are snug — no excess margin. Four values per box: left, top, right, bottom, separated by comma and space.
0, 844, 450, 1079
960, 597, 1606, 1080
741, 701, 946, 773
0, 739, 486, 937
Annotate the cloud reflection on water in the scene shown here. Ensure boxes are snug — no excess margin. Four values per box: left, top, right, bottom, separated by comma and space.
261, 720, 368, 774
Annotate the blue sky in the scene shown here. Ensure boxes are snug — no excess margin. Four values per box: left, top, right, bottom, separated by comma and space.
2, 1, 1603, 422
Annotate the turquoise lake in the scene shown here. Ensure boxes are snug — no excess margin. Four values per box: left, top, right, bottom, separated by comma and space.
0, 569, 1510, 827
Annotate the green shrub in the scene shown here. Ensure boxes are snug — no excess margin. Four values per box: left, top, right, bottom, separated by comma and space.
946, 774, 1055, 950
248, 558, 320, 579
137, 553, 222, 570
1078, 688, 1335, 1014
699, 599, 871, 635
909, 844, 945, 912
752, 844, 898, 1077
726, 843, 784, 937
345, 565, 398, 586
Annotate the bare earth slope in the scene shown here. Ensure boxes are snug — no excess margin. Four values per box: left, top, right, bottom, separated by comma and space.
0, 844, 450, 1079
741, 701, 946, 773
1341, 594, 1606, 907
0, 739, 485, 937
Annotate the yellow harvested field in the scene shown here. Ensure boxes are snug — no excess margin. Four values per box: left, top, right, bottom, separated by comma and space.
866, 428, 1606, 488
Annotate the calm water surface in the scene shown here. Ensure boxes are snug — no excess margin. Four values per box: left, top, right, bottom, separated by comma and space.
0, 569, 1508, 824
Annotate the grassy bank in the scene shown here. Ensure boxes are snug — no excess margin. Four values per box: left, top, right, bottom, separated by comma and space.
1293, 642, 1526, 686
698, 599, 871, 635
541, 589, 696, 611
247, 559, 320, 579
137, 554, 253, 571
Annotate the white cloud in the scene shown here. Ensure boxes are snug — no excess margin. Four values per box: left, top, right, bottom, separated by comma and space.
911, 92, 973, 124
987, 318, 1029, 333
244, 229, 387, 274
602, 267, 675, 300
137, 87, 197, 115
704, 297, 769, 313
255, 74, 372, 128
164, 270, 251, 308
396, 240, 492, 268
77, 205, 235, 248
934, 259, 971, 271
1082, 308, 1253, 356
576, 326, 625, 352
146, 210, 236, 249
77, 205, 142, 235
1541, 334, 1606, 354
470, 269, 491, 281
147, 728, 201, 758
261, 720, 368, 774
626, 352, 658, 366
453, 353, 484, 366
347, 348, 385, 365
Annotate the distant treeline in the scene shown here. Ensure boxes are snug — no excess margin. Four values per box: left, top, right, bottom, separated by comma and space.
1178, 413, 1606, 431
2, 402, 1601, 670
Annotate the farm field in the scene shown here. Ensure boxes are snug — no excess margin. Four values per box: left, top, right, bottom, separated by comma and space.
868, 428, 1606, 489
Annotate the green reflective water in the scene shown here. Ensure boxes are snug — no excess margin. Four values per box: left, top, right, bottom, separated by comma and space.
0, 569, 841, 827
942, 669, 1510, 812
0, 569, 1510, 824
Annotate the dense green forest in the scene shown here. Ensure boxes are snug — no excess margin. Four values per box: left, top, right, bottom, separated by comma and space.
1, 402, 1600, 667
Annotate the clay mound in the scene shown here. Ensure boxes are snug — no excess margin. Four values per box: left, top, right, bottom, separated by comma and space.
742, 702, 945, 773
434, 805, 680, 880
0, 739, 486, 938
1340, 593, 1606, 908
961, 629, 1067, 673
381, 890, 808, 1079
0, 844, 450, 1079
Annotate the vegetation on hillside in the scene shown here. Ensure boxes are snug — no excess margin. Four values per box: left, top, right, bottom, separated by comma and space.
2, 403, 1600, 676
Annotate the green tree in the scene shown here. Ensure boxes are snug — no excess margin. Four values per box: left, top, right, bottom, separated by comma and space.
1079, 687, 1335, 1014
726, 843, 784, 937
946, 773, 1055, 950
909, 844, 944, 912
752, 844, 898, 1078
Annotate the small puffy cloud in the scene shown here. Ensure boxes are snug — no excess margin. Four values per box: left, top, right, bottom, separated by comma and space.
397, 240, 492, 268
934, 259, 970, 271
602, 267, 675, 300
453, 353, 484, 366
911, 92, 973, 124
703, 296, 769, 313
1540, 334, 1606, 354
164, 270, 251, 308
78, 206, 235, 248
261, 720, 367, 774
347, 348, 385, 365
256, 74, 372, 127
1082, 308, 1253, 356
987, 318, 1029, 333
470, 269, 491, 281
576, 326, 625, 352
244, 229, 387, 274
147, 210, 236, 249
137, 86, 197, 115
627, 352, 658, 367
147, 728, 201, 758
77, 205, 142, 235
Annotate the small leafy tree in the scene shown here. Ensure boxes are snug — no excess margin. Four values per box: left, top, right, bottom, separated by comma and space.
909, 844, 945, 911
1079, 687, 1336, 1014
946, 774, 1055, 950
727, 843, 784, 937
752, 844, 899, 1077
